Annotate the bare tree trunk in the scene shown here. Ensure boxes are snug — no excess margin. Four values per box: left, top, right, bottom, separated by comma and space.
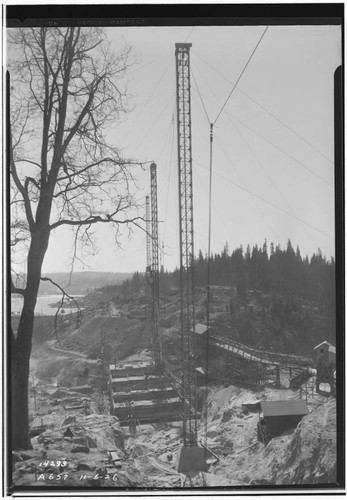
11, 313, 33, 450
11, 231, 49, 450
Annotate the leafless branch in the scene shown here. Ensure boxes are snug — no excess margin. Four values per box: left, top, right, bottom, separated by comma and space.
50, 215, 145, 231
11, 275, 26, 296
40, 276, 82, 342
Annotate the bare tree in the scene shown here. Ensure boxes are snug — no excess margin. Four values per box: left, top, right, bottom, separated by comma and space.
8, 27, 142, 449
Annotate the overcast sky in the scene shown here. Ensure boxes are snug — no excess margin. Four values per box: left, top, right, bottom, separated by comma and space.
24, 24, 341, 274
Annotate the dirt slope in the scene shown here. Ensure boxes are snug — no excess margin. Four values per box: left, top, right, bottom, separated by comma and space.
202, 384, 337, 486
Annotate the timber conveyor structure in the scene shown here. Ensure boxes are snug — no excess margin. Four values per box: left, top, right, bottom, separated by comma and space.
209, 333, 314, 368
193, 325, 315, 389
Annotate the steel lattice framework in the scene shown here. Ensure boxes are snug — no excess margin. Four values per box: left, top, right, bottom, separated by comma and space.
150, 163, 160, 366
145, 195, 152, 319
175, 43, 198, 447
145, 195, 151, 272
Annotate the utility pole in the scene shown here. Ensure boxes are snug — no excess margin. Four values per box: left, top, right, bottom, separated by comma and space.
150, 163, 161, 366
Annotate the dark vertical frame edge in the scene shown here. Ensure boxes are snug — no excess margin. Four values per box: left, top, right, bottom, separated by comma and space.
334, 60, 345, 489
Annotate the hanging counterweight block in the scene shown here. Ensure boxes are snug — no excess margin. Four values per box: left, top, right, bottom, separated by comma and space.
176, 445, 207, 473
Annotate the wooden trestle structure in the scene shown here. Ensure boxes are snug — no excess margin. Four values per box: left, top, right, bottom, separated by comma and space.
195, 325, 315, 388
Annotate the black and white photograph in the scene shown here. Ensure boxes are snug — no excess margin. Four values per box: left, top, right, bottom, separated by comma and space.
5, 3, 344, 496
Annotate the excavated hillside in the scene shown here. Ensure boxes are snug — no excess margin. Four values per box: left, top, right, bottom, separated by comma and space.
30, 285, 335, 369
11, 285, 338, 491
201, 384, 337, 486
12, 344, 337, 491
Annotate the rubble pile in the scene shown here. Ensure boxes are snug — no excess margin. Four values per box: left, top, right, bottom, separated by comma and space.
17, 370, 337, 490
13, 410, 143, 488
270, 398, 336, 484
17, 304, 336, 492
197, 384, 337, 486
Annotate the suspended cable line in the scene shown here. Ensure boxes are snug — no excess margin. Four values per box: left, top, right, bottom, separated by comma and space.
196, 158, 334, 241
239, 92, 334, 165
192, 27, 269, 362
229, 118, 319, 248
193, 49, 333, 164
192, 83, 278, 242
120, 56, 174, 146
193, 29, 272, 432
213, 26, 269, 126
192, 82, 333, 188
194, 230, 228, 253
127, 56, 166, 76
184, 27, 195, 41
157, 105, 176, 163
192, 61, 224, 111
214, 135, 279, 242
229, 113, 333, 188
131, 92, 175, 156
191, 69, 211, 125
163, 112, 176, 242
194, 166, 237, 248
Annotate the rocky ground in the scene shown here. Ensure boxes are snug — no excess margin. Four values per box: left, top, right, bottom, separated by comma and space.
11, 286, 337, 492
11, 343, 337, 492
199, 383, 336, 486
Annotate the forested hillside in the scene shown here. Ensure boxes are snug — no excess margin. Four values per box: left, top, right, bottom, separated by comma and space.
116, 240, 335, 313
105, 240, 335, 354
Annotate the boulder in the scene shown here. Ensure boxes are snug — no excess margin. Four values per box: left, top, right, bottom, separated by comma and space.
221, 409, 233, 423
72, 437, 87, 446
21, 451, 35, 460
37, 430, 55, 442
51, 389, 70, 398
76, 463, 96, 471
85, 435, 97, 448
206, 427, 218, 439
29, 426, 46, 438
71, 445, 90, 454
12, 452, 23, 464
62, 415, 76, 426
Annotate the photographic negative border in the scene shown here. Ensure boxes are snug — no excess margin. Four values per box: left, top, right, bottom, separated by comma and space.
4, 2, 345, 497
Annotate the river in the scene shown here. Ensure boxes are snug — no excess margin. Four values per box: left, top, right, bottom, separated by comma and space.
11, 294, 84, 316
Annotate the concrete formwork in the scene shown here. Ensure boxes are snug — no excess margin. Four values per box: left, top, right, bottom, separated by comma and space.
109, 361, 183, 425
113, 387, 177, 403
114, 400, 183, 424
111, 375, 171, 392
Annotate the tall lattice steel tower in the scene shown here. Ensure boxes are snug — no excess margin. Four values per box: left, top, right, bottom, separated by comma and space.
175, 42, 199, 450
150, 163, 160, 366
145, 195, 151, 273
145, 194, 152, 320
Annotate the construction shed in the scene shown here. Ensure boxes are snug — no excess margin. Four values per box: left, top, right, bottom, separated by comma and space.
313, 341, 336, 365
258, 400, 309, 442
193, 324, 210, 336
